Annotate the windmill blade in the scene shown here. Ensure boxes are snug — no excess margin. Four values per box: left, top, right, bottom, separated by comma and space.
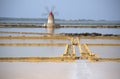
42, 6, 59, 17
41, 6, 50, 17
51, 6, 59, 16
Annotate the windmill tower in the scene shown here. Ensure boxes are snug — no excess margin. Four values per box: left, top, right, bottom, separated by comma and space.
47, 11, 55, 34
42, 7, 60, 34
48, 11, 54, 24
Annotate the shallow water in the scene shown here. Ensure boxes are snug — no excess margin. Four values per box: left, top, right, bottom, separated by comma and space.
0, 27, 120, 79
0, 28, 120, 35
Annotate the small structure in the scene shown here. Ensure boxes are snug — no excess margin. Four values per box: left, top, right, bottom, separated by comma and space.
43, 11, 60, 34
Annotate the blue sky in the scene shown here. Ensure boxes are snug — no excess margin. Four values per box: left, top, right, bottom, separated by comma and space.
0, 0, 120, 20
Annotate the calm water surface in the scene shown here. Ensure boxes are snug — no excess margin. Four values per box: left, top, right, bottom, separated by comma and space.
0, 26, 120, 79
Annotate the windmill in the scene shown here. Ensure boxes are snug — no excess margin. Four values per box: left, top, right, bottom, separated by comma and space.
42, 6, 60, 34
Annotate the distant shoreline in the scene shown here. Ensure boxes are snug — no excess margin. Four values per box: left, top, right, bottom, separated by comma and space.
0, 22, 120, 28
1, 17, 120, 22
